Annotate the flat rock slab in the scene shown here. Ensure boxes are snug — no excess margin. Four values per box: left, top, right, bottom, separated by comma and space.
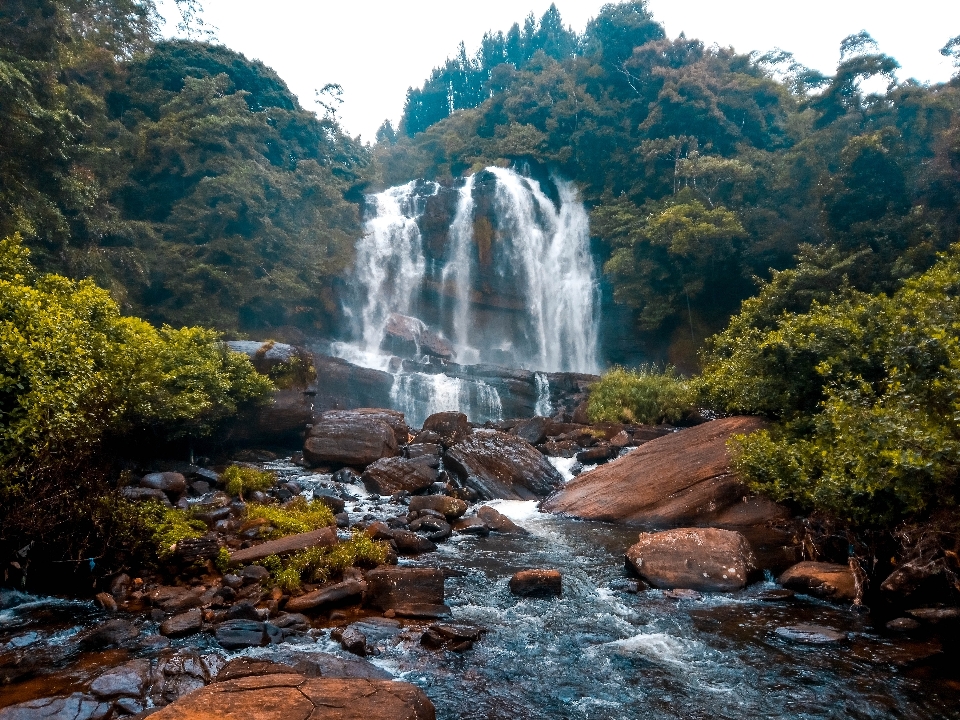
230, 527, 337, 564
149, 674, 436, 720
542, 416, 777, 526
626, 527, 756, 592
778, 561, 857, 603
775, 624, 847, 644
362, 456, 439, 495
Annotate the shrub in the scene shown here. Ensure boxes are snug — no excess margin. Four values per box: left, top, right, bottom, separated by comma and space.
128, 501, 207, 560
708, 245, 960, 528
587, 365, 694, 424
244, 497, 335, 538
258, 532, 389, 592
222, 466, 276, 498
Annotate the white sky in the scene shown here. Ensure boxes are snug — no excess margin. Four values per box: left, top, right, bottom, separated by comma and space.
156, 0, 960, 142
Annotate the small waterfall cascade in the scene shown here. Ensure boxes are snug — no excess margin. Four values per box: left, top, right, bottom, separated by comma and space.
333, 167, 600, 427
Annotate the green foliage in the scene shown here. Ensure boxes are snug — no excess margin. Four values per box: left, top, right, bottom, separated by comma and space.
259, 532, 389, 592
137, 500, 206, 559
708, 245, 960, 527
244, 497, 335, 538
222, 465, 275, 498
587, 365, 694, 424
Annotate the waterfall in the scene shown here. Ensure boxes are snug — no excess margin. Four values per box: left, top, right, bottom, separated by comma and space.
351, 180, 436, 353
333, 166, 599, 425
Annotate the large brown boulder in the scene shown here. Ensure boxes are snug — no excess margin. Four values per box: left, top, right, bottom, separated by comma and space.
361, 456, 440, 495
421, 411, 471, 446
542, 417, 798, 570
626, 528, 756, 592
444, 429, 564, 500
316, 408, 410, 446
304, 411, 399, 468
363, 567, 447, 617
779, 561, 857, 603
149, 673, 436, 720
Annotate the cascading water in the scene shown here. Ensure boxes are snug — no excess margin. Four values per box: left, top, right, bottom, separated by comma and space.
333, 167, 600, 426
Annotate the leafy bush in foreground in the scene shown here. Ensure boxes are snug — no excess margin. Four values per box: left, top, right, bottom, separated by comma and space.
222, 466, 276, 499
702, 245, 960, 527
587, 365, 694, 424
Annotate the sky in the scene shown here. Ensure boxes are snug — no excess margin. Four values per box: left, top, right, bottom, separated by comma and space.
156, 0, 960, 141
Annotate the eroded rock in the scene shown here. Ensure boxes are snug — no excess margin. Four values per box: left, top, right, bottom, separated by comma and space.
778, 561, 857, 603
626, 528, 756, 592
444, 430, 564, 500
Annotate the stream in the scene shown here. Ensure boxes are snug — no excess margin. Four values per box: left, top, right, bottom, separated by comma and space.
2, 458, 960, 719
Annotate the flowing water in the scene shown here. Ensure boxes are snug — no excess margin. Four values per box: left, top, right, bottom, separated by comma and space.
331, 167, 599, 426
3, 460, 959, 719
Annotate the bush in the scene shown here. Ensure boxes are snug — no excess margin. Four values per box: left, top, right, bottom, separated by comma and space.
587, 365, 694, 424
707, 245, 960, 527
244, 497, 335, 538
222, 466, 276, 498
0, 233, 273, 559
258, 532, 389, 592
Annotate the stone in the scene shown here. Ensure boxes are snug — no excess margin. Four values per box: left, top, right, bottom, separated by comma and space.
510, 416, 551, 445
775, 624, 847, 644
317, 408, 411, 447
94, 592, 116, 612
109, 574, 131, 601
304, 412, 398, 469
388, 603, 452, 619
229, 527, 337, 564
880, 554, 957, 607
215, 620, 269, 649
0, 693, 110, 720
758, 589, 795, 602
778, 561, 857, 603
148, 674, 436, 720
887, 617, 921, 631
241, 565, 271, 584
626, 528, 756, 592
312, 489, 346, 514
404, 443, 441, 459
89, 659, 150, 699
906, 607, 960, 624
381, 312, 456, 361
452, 517, 490, 536
361, 456, 439, 496
121, 487, 172, 506
141, 472, 187, 498
542, 417, 799, 571
363, 567, 445, 612
509, 569, 562, 598
226, 601, 261, 621
407, 516, 451, 541
216, 658, 293, 682
444, 429, 564, 500
339, 626, 368, 656
160, 608, 203, 637
575, 445, 617, 465
150, 586, 205, 613
421, 411, 471, 447
408, 495, 467, 519
663, 589, 702, 600
80, 618, 140, 649
284, 579, 366, 613
477, 506, 528, 534
390, 530, 438, 554
175, 535, 222, 563
222, 574, 243, 589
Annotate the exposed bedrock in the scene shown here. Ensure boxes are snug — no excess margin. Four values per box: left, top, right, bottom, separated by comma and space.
542, 416, 800, 571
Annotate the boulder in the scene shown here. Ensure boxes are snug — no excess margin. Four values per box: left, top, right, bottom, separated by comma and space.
284, 579, 366, 613
0, 694, 109, 720
80, 618, 140, 649
542, 417, 798, 571
390, 530, 438, 554
160, 608, 203, 637
775, 624, 847, 644
363, 568, 445, 613
404, 443, 441, 459
381, 312, 455, 361
141, 472, 187, 498
477, 506, 528, 534
89, 659, 151, 699
148, 674, 436, 720
150, 586, 205, 613
510, 416, 551, 445
778, 561, 857, 603
625, 528, 756, 592
215, 620, 269, 650
121, 486, 172, 506
444, 430, 564, 500
318, 408, 410, 447
229, 527, 337, 564
421, 411, 470, 447
304, 411, 399, 468
408, 495, 467, 519
361, 456, 439, 495
452, 517, 490, 536
509, 570, 562, 598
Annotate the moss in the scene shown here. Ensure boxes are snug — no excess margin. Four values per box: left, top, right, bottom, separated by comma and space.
244, 497, 335, 538
587, 365, 694, 425
223, 465, 275, 498
139, 501, 207, 559
258, 532, 389, 592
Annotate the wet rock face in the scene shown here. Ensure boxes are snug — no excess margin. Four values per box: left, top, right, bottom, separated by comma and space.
444, 429, 564, 501
408, 495, 467, 519
778, 562, 857, 603
363, 568, 447, 618
148, 674, 436, 720
361, 456, 440, 495
421, 411, 471, 447
626, 528, 757, 592
303, 411, 399, 468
